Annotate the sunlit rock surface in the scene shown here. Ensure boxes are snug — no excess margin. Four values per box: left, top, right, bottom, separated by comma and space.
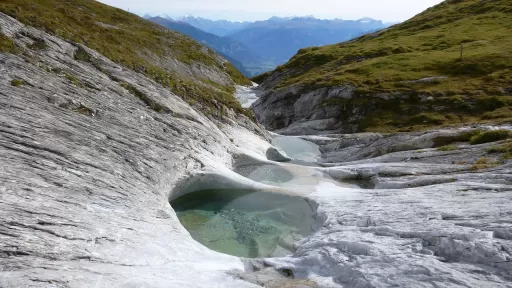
260, 130, 512, 288
0, 12, 266, 288
1, 10, 512, 288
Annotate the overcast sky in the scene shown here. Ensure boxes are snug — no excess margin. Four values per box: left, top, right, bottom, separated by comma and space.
98, 0, 444, 22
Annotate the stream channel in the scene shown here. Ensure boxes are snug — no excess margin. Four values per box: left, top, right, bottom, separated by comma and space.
170, 86, 373, 259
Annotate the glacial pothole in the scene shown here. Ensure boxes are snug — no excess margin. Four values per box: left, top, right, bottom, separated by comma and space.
171, 189, 315, 258
234, 164, 294, 185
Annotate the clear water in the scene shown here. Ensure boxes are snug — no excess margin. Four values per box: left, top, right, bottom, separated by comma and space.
234, 164, 294, 185
171, 189, 315, 258
272, 136, 321, 163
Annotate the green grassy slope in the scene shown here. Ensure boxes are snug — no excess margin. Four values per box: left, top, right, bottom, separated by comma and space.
0, 0, 252, 117
254, 0, 512, 132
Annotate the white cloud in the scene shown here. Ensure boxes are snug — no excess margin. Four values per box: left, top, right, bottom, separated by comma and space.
98, 0, 444, 22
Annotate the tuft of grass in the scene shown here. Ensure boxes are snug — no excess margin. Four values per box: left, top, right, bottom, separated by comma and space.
18, 31, 48, 50
481, 106, 512, 120
10, 79, 24, 86
469, 129, 512, 145
408, 113, 446, 125
488, 140, 512, 160
432, 130, 482, 147
224, 62, 251, 86
437, 145, 459, 151
72, 105, 94, 116
65, 73, 80, 86
27, 38, 47, 50
74, 46, 91, 62
470, 157, 500, 171
120, 82, 169, 114
0, 28, 18, 53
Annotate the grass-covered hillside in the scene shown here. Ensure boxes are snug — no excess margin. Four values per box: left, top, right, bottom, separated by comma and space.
0, 0, 252, 117
255, 0, 512, 132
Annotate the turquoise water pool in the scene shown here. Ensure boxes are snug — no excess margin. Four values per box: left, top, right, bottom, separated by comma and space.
171, 189, 315, 258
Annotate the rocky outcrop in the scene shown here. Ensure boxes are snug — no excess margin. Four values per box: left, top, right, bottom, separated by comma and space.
0, 12, 271, 287
252, 85, 362, 135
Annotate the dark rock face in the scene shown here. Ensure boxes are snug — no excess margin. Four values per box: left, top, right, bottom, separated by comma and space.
0, 13, 265, 287
251, 85, 360, 135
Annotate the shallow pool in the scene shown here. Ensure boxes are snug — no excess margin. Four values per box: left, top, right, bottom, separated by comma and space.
171, 189, 315, 258
234, 164, 294, 185
272, 136, 321, 163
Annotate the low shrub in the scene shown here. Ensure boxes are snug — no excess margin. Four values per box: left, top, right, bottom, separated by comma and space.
11, 79, 24, 86
488, 140, 512, 160
469, 129, 512, 145
481, 107, 512, 120
470, 157, 500, 171
408, 113, 446, 125
433, 129, 482, 147
437, 145, 459, 151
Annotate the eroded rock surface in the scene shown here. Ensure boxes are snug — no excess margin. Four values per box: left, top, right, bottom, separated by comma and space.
0, 13, 267, 288
255, 129, 512, 288
2, 9, 512, 288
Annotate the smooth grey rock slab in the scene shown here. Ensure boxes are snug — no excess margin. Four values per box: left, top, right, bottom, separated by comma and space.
0, 12, 265, 288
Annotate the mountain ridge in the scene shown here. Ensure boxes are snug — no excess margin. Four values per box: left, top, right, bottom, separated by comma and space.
175, 15, 389, 66
228, 17, 388, 64
251, 0, 512, 135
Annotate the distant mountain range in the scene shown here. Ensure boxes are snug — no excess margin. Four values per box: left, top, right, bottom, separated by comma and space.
147, 15, 391, 77
178, 16, 251, 37
148, 17, 273, 76
227, 16, 388, 64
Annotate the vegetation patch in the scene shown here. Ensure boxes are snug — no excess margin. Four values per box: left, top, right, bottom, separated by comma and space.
470, 157, 500, 171
120, 82, 169, 114
408, 113, 446, 125
27, 38, 47, 50
74, 46, 91, 62
437, 145, 459, 151
16, 31, 48, 51
432, 130, 482, 147
65, 73, 80, 86
481, 106, 512, 120
0, 29, 18, 53
469, 129, 512, 145
251, 70, 273, 84
10, 79, 24, 86
72, 105, 94, 116
488, 140, 512, 160
224, 62, 251, 86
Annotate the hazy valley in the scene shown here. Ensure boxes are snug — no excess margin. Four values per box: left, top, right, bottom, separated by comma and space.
146, 15, 390, 76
